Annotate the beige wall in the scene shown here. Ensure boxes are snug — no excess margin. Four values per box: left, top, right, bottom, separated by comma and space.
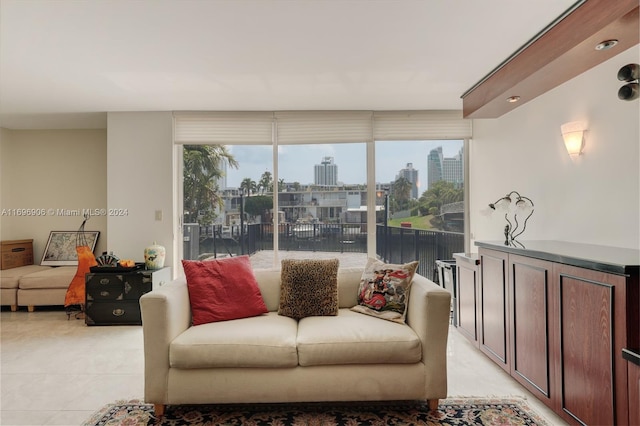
0, 129, 108, 262
470, 46, 640, 250
2, 46, 638, 269
106, 112, 176, 273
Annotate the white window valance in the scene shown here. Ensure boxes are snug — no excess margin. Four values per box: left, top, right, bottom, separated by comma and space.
174, 111, 274, 145
174, 110, 471, 145
274, 111, 373, 145
373, 110, 472, 140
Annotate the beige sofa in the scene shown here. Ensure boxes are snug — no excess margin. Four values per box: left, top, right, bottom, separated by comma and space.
1, 265, 74, 311
140, 266, 451, 417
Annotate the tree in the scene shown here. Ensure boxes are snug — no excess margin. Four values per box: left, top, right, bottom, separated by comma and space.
392, 176, 413, 211
258, 171, 273, 194
418, 180, 463, 224
240, 178, 257, 195
183, 145, 238, 226
244, 195, 273, 222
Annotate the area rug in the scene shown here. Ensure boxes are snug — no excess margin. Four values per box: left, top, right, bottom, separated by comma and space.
83, 397, 549, 425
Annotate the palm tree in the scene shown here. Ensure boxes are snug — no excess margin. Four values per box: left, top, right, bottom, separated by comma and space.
393, 176, 413, 211
183, 145, 238, 225
240, 178, 257, 195
258, 171, 273, 194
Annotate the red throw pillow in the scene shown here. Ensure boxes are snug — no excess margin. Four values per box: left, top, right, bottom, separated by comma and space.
182, 256, 268, 326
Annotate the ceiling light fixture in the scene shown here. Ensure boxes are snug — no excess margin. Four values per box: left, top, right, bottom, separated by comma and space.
506, 96, 521, 103
595, 39, 619, 51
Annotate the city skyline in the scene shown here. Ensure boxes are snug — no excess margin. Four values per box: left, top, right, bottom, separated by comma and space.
224, 140, 464, 190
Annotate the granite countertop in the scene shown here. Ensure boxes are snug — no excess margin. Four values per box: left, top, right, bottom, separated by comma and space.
475, 240, 640, 276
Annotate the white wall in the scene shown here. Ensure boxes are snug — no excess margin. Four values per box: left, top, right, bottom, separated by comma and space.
0, 129, 108, 260
470, 46, 640, 250
106, 112, 176, 273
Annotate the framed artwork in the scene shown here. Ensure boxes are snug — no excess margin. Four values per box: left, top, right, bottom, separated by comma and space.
40, 231, 100, 266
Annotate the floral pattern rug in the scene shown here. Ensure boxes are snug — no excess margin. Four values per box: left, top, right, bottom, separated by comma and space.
83, 397, 549, 426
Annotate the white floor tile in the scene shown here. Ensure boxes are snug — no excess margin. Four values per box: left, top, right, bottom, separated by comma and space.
0, 303, 568, 425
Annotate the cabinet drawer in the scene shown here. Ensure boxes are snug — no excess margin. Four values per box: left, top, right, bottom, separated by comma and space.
123, 275, 153, 300
86, 274, 124, 300
85, 301, 141, 325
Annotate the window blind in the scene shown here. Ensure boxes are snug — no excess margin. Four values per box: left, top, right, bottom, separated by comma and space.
274, 111, 373, 145
174, 110, 472, 145
373, 110, 472, 140
174, 112, 274, 145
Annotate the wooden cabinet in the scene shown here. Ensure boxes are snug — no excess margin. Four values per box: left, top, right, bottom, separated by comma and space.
509, 255, 554, 406
624, 350, 640, 425
475, 241, 639, 426
553, 263, 626, 425
85, 267, 171, 326
479, 249, 510, 372
1, 239, 34, 269
454, 253, 480, 346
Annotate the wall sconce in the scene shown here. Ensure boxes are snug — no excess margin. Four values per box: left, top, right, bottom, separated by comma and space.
561, 121, 587, 157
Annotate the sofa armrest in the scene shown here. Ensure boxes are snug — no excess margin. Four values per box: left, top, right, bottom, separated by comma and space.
406, 274, 451, 398
139, 278, 192, 403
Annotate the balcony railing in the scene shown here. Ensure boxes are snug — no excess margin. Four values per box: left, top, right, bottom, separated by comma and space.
185, 223, 463, 278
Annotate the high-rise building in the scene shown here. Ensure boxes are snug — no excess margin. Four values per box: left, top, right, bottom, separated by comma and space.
314, 156, 338, 186
427, 147, 444, 189
396, 163, 419, 199
443, 148, 464, 188
427, 146, 463, 189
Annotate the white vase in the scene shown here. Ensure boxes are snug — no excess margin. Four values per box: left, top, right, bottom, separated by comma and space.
144, 242, 165, 269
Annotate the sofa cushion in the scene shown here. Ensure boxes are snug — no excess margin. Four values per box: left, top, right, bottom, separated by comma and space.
182, 256, 268, 326
0, 265, 52, 289
170, 312, 298, 368
278, 258, 339, 320
17, 266, 75, 290
351, 258, 418, 323
297, 308, 422, 366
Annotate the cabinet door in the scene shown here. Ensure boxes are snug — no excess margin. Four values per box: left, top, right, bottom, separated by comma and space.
553, 263, 627, 426
456, 262, 479, 346
509, 255, 555, 408
479, 249, 509, 372
629, 361, 640, 425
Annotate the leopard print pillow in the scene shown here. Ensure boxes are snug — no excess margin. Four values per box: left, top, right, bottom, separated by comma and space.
278, 258, 339, 320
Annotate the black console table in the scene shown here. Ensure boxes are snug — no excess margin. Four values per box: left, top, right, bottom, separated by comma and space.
85, 267, 171, 326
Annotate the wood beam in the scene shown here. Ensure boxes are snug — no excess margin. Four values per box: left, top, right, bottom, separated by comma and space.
462, 0, 639, 119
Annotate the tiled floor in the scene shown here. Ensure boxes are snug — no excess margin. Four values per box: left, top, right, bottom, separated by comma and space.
0, 252, 568, 425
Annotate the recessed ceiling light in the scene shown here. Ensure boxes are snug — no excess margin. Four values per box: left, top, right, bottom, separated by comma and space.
506, 96, 521, 103
595, 39, 619, 51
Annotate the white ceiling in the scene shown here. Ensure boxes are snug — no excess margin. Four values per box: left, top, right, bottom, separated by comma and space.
0, 0, 577, 129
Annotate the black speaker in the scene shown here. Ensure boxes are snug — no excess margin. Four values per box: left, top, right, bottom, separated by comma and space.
617, 64, 639, 82
618, 83, 639, 101
617, 64, 639, 101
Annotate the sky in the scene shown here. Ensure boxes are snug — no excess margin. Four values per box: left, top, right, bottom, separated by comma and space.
224, 140, 464, 188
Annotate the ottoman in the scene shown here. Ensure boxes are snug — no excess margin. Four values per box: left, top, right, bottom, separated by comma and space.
17, 266, 75, 312
1, 265, 52, 311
